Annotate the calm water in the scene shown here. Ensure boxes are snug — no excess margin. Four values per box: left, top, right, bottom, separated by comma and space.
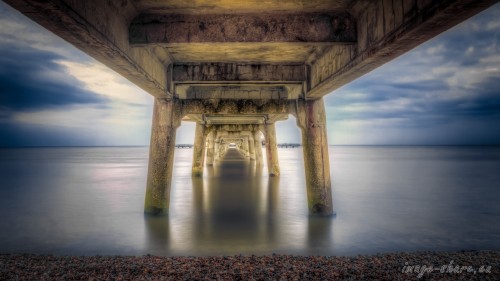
0, 146, 499, 256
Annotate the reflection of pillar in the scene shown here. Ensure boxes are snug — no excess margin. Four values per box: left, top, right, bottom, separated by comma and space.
297, 98, 333, 216
192, 123, 206, 177
206, 133, 215, 166
254, 130, 263, 166
145, 98, 180, 215
264, 123, 280, 176
249, 135, 255, 160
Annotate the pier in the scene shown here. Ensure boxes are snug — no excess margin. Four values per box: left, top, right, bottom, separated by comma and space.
175, 144, 193, 149
4, 0, 497, 216
277, 144, 301, 148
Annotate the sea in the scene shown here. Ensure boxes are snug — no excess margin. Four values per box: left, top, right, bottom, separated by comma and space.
0, 146, 499, 256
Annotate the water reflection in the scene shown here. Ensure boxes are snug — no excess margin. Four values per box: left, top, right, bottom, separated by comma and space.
144, 148, 324, 255
144, 215, 170, 256
190, 149, 278, 253
307, 217, 334, 255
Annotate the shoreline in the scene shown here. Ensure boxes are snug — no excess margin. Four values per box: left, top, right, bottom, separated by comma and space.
1, 251, 499, 280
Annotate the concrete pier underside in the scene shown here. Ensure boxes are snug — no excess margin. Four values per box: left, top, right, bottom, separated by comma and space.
5, 0, 498, 216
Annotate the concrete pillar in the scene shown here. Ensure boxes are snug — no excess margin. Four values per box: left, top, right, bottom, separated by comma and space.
206, 133, 215, 165
244, 138, 250, 158
297, 98, 333, 216
192, 123, 206, 176
144, 98, 180, 215
221, 143, 227, 158
214, 130, 220, 161
253, 131, 263, 166
264, 123, 280, 176
249, 135, 256, 160
222, 142, 226, 157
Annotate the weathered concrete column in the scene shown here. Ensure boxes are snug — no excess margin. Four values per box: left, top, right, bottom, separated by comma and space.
264, 123, 280, 176
296, 98, 333, 216
206, 133, 215, 165
244, 138, 250, 158
253, 131, 263, 166
221, 143, 227, 158
145, 98, 180, 215
214, 140, 220, 162
192, 123, 206, 177
248, 135, 256, 160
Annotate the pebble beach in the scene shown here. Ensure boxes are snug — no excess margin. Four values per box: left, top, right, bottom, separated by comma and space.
1, 251, 498, 280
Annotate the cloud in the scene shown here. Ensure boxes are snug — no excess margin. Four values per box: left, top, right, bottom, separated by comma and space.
324, 3, 500, 144
0, 43, 109, 115
0, 1, 154, 146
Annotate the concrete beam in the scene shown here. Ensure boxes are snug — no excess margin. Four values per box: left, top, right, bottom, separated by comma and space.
306, 0, 498, 99
205, 116, 267, 125
4, 0, 171, 98
133, 0, 352, 15
177, 86, 289, 100
173, 63, 305, 83
181, 99, 293, 115
209, 124, 262, 132
130, 13, 356, 44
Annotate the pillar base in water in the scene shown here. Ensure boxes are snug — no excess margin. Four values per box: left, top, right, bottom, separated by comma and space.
144, 206, 168, 216
192, 169, 203, 177
310, 203, 334, 216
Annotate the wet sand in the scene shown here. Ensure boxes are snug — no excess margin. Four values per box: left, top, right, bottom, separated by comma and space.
1, 251, 498, 280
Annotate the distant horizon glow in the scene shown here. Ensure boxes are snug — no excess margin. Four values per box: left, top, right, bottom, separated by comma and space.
0, 2, 499, 146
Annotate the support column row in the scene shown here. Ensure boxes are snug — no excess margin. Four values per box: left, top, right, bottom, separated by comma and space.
145, 98, 333, 217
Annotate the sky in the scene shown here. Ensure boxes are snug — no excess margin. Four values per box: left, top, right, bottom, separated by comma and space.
0, 2, 499, 146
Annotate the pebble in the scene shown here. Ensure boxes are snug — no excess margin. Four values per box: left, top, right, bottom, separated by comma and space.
0, 251, 498, 280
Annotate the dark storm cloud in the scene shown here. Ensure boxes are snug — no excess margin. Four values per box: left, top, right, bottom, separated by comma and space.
445, 78, 500, 117
330, 77, 500, 123
0, 43, 109, 115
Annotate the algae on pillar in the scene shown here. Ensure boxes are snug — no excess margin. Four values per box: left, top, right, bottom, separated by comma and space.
296, 98, 333, 216
144, 98, 181, 215
192, 123, 206, 177
264, 123, 280, 176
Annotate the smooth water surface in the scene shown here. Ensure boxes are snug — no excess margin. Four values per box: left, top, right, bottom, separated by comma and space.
0, 146, 499, 256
